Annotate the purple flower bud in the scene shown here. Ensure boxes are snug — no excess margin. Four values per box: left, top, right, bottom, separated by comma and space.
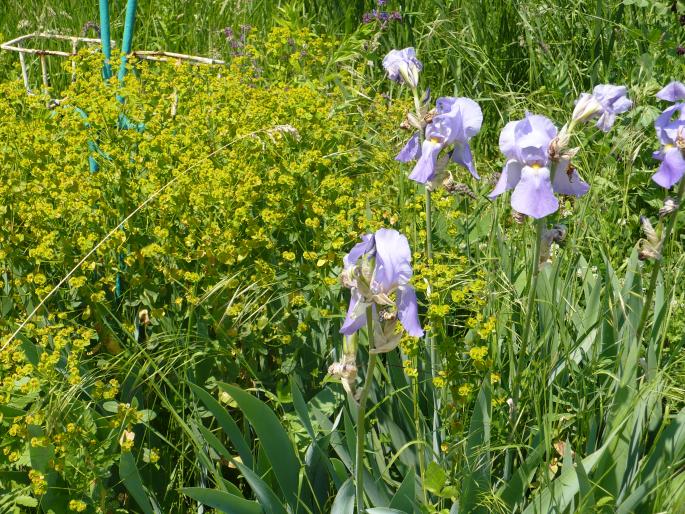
572, 84, 632, 132
382, 47, 422, 88
677, 46, 685, 56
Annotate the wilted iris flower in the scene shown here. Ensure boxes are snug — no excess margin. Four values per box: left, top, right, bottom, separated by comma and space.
652, 96, 685, 188
382, 48, 422, 89
572, 84, 632, 132
489, 113, 590, 219
403, 97, 482, 185
340, 228, 423, 352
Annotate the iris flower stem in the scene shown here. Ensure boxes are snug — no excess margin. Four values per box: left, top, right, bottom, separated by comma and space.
410, 88, 440, 455
504, 217, 545, 481
515, 217, 544, 397
635, 179, 685, 345
356, 306, 378, 513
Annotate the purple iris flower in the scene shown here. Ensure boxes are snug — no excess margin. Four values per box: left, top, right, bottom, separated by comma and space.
340, 229, 423, 342
572, 84, 632, 132
382, 48, 422, 89
656, 81, 685, 103
652, 100, 685, 188
488, 113, 590, 219
407, 97, 483, 184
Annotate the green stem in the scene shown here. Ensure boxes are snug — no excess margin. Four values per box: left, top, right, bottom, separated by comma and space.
411, 87, 440, 454
635, 179, 685, 345
504, 217, 545, 480
356, 307, 378, 513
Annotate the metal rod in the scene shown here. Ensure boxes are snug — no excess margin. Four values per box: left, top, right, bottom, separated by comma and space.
39, 54, 49, 92
71, 39, 77, 82
18, 49, 31, 93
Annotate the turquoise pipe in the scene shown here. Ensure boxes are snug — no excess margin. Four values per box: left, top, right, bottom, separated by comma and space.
99, 0, 112, 80
117, 0, 138, 83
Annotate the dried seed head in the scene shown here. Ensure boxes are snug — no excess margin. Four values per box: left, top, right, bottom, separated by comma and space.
659, 197, 679, 217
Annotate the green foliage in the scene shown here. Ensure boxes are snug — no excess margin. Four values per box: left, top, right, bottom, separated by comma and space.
1, 1, 685, 513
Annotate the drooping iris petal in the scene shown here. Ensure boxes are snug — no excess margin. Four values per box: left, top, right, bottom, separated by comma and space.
408, 139, 442, 183
656, 81, 685, 103
452, 142, 478, 179
340, 289, 368, 335
488, 160, 523, 198
397, 286, 423, 337
382, 47, 422, 88
652, 147, 685, 188
373, 228, 412, 292
395, 132, 421, 162
595, 111, 617, 132
511, 165, 559, 219
551, 159, 590, 196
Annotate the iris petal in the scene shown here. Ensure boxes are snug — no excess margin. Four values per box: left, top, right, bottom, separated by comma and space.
511, 165, 559, 219
652, 148, 685, 189
488, 160, 522, 198
397, 286, 423, 337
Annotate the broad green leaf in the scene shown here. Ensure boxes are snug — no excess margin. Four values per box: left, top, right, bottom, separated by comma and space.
460, 376, 491, 514
235, 462, 288, 514
522, 446, 607, 514
330, 478, 355, 514
498, 441, 545, 509
219, 383, 300, 510
189, 382, 253, 469
181, 487, 262, 514
367, 509, 408, 514
389, 471, 415, 512
119, 451, 157, 514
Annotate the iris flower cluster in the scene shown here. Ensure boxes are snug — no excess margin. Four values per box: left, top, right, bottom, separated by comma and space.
489, 85, 632, 218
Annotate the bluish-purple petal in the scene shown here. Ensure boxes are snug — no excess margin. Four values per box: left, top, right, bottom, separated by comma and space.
654, 104, 685, 145
408, 139, 442, 184
511, 165, 559, 219
595, 111, 616, 132
551, 159, 590, 196
397, 285, 423, 337
452, 142, 479, 179
340, 289, 368, 335
343, 233, 375, 270
652, 147, 685, 188
488, 160, 522, 198
656, 81, 685, 103
374, 228, 412, 292
395, 132, 421, 162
